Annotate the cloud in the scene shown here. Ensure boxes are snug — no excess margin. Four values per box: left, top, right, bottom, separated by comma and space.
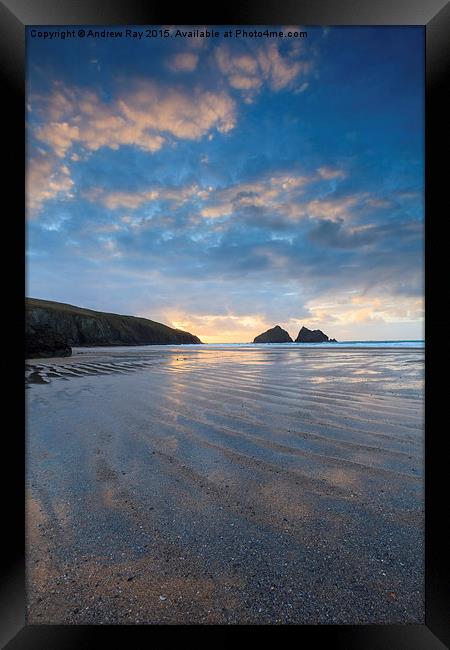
304, 293, 424, 335
167, 311, 271, 343
305, 195, 363, 222
79, 170, 312, 223
258, 42, 310, 91
27, 181, 424, 339
365, 197, 393, 209
27, 151, 74, 216
307, 219, 374, 249
196, 172, 365, 227
31, 81, 236, 158
200, 203, 233, 219
34, 122, 80, 158
78, 164, 384, 248
167, 52, 199, 72
294, 82, 309, 94
317, 166, 347, 180
215, 41, 311, 99
84, 184, 210, 211
199, 173, 310, 221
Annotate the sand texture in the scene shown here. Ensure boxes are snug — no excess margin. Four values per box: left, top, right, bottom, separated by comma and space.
26, 345, 424, 624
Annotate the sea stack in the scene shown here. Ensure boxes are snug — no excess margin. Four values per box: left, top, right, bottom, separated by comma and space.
295, 326, 336, 343
253, 325, 293, 343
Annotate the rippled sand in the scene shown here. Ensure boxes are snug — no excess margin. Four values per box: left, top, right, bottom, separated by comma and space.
26, 346, 424, 624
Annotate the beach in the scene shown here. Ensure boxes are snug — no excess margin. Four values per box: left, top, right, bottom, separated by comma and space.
26, 345, 424, 624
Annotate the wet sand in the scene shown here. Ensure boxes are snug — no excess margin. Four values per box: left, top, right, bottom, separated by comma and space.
26, 345, 424, 624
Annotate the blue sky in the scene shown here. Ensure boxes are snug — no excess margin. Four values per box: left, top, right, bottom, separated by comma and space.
26, 26, 424, 342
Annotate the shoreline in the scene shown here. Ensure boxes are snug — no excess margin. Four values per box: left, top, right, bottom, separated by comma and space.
25, 340, 425, 362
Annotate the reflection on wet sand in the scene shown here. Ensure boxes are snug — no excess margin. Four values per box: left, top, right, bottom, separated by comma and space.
26, 346, 424, 624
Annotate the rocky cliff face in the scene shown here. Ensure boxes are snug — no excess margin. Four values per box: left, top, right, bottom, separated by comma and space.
295, 326, 336, 343
253, 325, 293, 343
26, 325, 72, 359
26, 298, 202, 357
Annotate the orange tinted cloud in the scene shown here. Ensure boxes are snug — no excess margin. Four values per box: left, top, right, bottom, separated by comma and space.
31, 81, 236, 157
317, 166, 347, 180
305, 294, 424, 329
306, 195, 363, 221
27, 152, 74, 216
84, 184, 209, 211
215, 41, 311, 99
167, 312, 272, 343
167, 52, 199, 72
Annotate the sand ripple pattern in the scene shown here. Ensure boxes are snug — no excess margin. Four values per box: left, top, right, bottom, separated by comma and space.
26, 346, 424, 624
26, 357, 166, 384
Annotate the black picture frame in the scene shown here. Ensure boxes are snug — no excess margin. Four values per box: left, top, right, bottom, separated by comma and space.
2, 0, 449, 647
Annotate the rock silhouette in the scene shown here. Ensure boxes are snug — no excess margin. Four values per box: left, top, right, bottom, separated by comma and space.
295, 326, 335, 343
253, 325, 293, 343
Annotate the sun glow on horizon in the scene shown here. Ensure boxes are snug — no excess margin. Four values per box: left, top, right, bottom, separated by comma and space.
167, 291, 424, 343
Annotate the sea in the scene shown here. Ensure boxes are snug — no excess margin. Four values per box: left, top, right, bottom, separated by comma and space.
170, 340, 425, 349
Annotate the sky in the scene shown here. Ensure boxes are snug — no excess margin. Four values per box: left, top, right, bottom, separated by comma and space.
26, 26, 424, 343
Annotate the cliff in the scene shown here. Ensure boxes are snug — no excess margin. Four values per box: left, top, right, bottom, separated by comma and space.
253, 325, 293, 343
26, 325, 72, 359
26, 298, 202, 358
295, 326, 336, 343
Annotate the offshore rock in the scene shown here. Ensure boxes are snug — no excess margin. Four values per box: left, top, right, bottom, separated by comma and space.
253, 325, 293, 343
295, 326, 335, 343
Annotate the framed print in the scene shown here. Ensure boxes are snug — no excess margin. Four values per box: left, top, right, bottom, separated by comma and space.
1, 0, 449, 647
